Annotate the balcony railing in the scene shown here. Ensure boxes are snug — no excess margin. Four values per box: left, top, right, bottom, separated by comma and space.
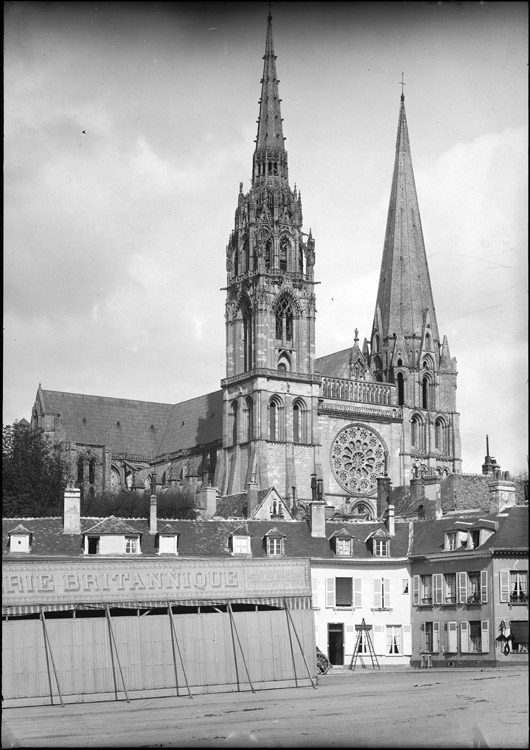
321, 376, 395, 406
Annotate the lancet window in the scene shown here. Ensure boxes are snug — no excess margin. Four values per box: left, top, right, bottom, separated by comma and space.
275, 294, 294, 342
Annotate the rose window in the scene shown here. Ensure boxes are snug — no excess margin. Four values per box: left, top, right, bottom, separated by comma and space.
331, 424, 386, 496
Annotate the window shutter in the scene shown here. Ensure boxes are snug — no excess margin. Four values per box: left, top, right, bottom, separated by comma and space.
499, 569, 510, 603
481, 620, 489, 653
373, 624, 385, 653
354, 578, 362, 608
325, 578, 335, 608
383, 579, 391, 609
457, 572, 468, 604
311, 577, 319, 609
460, 621, 469, 653
480, 570, 488, 604
433, 622, 440, 653
403, 624, 412, 655
373, 578, 382, 608
433, 574, 443, 605
412, 575, 421, 606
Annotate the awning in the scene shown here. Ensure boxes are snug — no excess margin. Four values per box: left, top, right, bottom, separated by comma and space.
2, 595, 311, 617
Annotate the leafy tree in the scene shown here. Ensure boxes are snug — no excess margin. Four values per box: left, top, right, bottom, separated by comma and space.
2, 422, 68, 517
81, 487, 199, 519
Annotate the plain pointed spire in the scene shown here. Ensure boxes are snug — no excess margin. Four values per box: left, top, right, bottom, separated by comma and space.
373, 91, 439, 345
255, 12, 285, 152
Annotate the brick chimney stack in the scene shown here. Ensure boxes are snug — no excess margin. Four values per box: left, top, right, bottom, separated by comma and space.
63, 487, 81, 535
309, 501, 326, 538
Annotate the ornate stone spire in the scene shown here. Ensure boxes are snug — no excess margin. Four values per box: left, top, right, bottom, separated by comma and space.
252, 12, 288, 186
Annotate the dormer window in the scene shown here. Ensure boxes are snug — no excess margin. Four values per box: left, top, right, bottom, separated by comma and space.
374, 539, 389, 557
156, 528, 179, 555
446, 532, 457, 551
125, 536, 140, 554
8, 525, 32, 553
468, 529, 481, 549
336, 538, 353, 557
267, 536, 284, 556
231, 533, 251, 555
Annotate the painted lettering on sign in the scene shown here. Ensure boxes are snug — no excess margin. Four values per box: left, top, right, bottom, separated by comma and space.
2, 559, 310, 606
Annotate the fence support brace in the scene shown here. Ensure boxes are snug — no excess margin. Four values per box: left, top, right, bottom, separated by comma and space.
105, 605, 130, 703
40, 608, 64, 707
227, 602, 256, 693
167, 603, 193, 699
283, 599, 317, 689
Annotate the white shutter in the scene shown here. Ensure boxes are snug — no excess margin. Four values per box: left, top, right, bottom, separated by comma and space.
354, 578, 362, 608
372, 624, 385, 654
460, 621, 469, 653
373, 578, 382, 608
325, 578, 335, 608
499, 569, 510, 603
311, 577, 319, 609
480, 570, 488, 604
403, 624, 412, 655
432, 622, 440, 653
447, 621, 458, 653
481, 620, 490, 653
457, 572, 468, 604
412, 575, 421, 606
433, 574, 443, 605
383, 579, 391, 609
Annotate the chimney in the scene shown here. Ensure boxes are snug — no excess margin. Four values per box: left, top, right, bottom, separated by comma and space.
376, 476, 392, 520
309, 501, 326, 538
410, 471, 424, 509
63, 487, 81, 535
385, 504, 395, 537
199, 485, 218, 519
424, 475, 442, 518
247, 478, 259, 519
489, 476, 516, 513
149, 493, 157, 535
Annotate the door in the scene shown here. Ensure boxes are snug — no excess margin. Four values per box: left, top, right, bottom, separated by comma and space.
328, 623, 344, 665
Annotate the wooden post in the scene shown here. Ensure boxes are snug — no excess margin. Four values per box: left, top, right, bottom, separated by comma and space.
40, 608, 64, 707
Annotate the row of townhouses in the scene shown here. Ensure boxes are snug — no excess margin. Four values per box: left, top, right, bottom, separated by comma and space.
2, 476, 527, 706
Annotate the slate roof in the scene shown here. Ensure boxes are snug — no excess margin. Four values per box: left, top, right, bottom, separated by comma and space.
315, 348, 351, 379
2, 517, 410, 561
37, 388, 223, 460
409, 506, 528, 557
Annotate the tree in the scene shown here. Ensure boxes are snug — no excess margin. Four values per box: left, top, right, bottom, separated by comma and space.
80, 487, 200, 519
2, 422, 68, 517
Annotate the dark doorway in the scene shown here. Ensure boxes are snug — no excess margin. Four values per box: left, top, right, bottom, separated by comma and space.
328, 623, 344, 665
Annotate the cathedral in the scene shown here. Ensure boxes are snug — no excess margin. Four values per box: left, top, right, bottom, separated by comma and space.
31, 13, 463, 517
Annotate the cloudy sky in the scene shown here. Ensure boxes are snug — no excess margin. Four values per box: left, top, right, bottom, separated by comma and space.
4, 1, 528, 475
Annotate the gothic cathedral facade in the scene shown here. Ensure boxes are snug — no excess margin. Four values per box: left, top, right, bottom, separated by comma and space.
215, 13, 461, 516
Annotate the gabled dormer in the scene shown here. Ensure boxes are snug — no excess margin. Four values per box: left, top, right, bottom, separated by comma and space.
263, 527, 286, 557
328, 527, 354, 557
229, 525, 252, 556
251, 487, 293, 521
83, 515, 141, 555
8, 523, 33, 553
365, 527, 391, 557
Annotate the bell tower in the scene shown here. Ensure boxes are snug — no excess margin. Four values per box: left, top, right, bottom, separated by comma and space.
218, 12, 321, 500
369, 90, 461, 478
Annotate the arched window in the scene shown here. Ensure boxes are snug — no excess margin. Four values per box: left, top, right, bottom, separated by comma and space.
279, 235, 289, 273
411, 415, 425, 450
264, 237, 272, 270
77, 457, 84, 484
269, 400, 277, 441
88, 458, 96, 485
293, 400, 306, 443
231, 401, 238, 445
397, 372, 405, 406
425, 332, 431, 350
422, 377, 429, 409
435, 418, 446, 452
275, 295, 294, 342
240, 297, 253, 371
245, 396, 254, 442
